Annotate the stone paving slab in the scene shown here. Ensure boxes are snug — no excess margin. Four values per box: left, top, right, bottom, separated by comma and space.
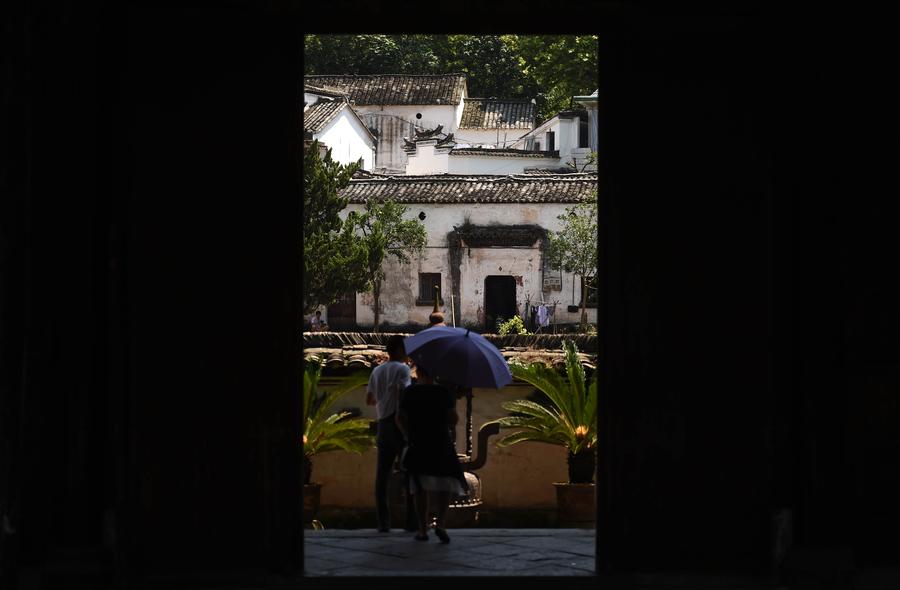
304, 528, 596, 576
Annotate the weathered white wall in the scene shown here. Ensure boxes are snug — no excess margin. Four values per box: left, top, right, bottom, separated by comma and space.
570, 147, 598, 172
556, 118, 576, 163
354, 104, 460, 133
312, 380, 569, 509
405, 143, 450, 175
447, 155, 562, 175
511, 119, 562, 151
356, 104, 457, 175
315, 109, 375, 171
454, 88, 466, 129
405, 144, 561, 176
340, 202, 598, 329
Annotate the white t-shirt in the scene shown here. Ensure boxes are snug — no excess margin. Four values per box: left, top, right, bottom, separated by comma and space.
310, 315, 322, 330
367, 360, 411, 420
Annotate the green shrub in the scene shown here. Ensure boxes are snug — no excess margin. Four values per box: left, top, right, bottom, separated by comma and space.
498, 315, 529, 336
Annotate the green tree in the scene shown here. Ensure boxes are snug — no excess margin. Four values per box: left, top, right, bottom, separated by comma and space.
304, 34, 445, 76
302, 140, 368, 315
346, 199, 427, 332
440, 35, 536, 100
505, 35, 598, 122
303, 34, 598, 124
548, 191, 598, 329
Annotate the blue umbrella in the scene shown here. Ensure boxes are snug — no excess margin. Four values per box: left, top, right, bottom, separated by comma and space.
403, 326, 512, 389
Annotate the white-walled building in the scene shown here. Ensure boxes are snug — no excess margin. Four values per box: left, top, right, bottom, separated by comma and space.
405, 139, 561, 176
324, 173, 598, 332
303, 89, 376, 171
304, 74, 468, 175
511, 108, 596, 172
573, 89, 599, 153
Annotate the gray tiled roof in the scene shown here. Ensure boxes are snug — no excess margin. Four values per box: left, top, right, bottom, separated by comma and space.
303, 100, 346, 134
304, 74, 467, 106
556, 108, 589, 119
523, 167, 581, 175
304, 84, 347, 99
459, 98, 536, 129
339, 173, 597, 204
449, 147, 559, 158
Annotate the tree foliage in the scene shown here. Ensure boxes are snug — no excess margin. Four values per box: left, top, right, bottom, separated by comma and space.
548, 191, 598, 328
302, 141, 368, 314
345, 199, 427, 332
302, 356, 374, 484
304, 34, 597, 122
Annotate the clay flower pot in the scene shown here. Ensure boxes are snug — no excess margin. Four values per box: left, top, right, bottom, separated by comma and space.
553, 482, 596, 528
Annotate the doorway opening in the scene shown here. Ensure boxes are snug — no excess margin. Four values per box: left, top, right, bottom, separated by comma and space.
326, 292, 356, 331
484, 276, 517, 332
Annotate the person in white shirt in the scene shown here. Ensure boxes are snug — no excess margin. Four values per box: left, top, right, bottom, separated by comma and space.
366, 335, 413, 532
310, 310, 323, 332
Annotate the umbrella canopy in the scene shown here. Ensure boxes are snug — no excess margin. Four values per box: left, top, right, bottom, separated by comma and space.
404, 326, 512, 389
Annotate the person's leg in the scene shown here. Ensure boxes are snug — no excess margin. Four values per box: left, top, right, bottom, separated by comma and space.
431, 490, 453, 543
403, 471, 417, 531
431, 491, 452, 529
374, 419, 397, 531
413, 489, 429, 539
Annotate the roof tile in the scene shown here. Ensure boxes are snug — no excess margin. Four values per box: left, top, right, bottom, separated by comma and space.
304, 74, 467, 106
303, 100, 346, 134
459, 98, 536, 129
339, 173, 597, 204
449, 147, 558, 158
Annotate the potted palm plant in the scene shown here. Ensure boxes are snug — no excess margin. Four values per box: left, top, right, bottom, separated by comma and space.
303, 357, 375, 524
484, 340, 598, 527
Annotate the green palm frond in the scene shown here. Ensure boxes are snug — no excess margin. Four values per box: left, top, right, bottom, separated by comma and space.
509, 362, 575, 425
302, 358, 375, 459
500, 399, 562, 422
495, 430, 566, 447
563, 340, 587, 424
493, 340, 597, 455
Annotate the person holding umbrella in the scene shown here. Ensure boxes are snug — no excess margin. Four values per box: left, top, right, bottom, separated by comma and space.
396, 362, 467, 543
398, 327, 513, 542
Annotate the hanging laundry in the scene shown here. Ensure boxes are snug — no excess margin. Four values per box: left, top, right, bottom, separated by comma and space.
537, 304, 550, 327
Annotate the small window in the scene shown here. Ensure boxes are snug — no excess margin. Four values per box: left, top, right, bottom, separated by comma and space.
546, 131, 555, 152
578, 118, 589, 148
417, 273, 444, 306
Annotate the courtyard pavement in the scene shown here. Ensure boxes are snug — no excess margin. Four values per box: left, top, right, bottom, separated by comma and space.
303, 528, 595, 576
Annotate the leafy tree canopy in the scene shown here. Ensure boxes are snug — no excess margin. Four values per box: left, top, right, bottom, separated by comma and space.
345, 198, 427, 332
302, 141, 368, 314
304, 34, 597, 122
548, 191, 598, 327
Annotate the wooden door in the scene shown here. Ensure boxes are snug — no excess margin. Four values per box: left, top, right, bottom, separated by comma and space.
326, 292, 357, 331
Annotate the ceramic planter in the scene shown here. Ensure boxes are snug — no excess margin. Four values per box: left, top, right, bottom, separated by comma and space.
553, 482, 596, 528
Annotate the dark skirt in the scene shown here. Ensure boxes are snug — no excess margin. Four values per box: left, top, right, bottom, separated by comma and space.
402, 438, 469, 494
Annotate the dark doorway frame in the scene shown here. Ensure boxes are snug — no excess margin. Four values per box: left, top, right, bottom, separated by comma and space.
483, 276, 517, 332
